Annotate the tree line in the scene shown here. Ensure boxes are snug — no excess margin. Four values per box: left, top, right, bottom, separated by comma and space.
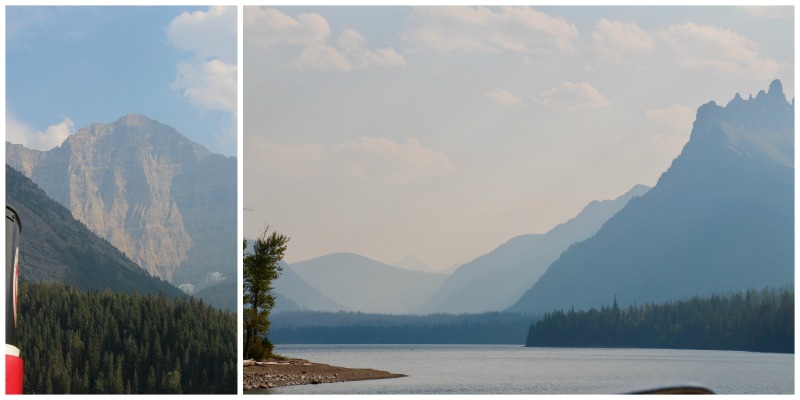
271, 311, 535, 344
526, 287, 793, 354
17, 280, 237, 394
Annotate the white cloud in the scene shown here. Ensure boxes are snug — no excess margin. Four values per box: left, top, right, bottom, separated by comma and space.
403, 6, 579, 54
249, 136, 456, 184
484, 88, 523, 106
337, 29, 406, 69
244, 7, 330, 47
167, 6, 236, 64
245, 7, 405, 72
592, 19, 654, 61
660, 22, 785, 80
6, 115, 74, 150
168, 6, 237, 115
533, 81, 610, 111
172, 59, 237, 113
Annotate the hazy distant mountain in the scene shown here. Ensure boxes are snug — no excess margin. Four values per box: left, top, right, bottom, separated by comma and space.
392, 255, 437, 273
6, 114, 236, 308
509, 80, 794, 314
193, 279, 237, 312
416, 184, 649, 314
273, 292, 304, 313
273, 260, 349, 312
289, 252, 449, 314
6, 165, 183, 297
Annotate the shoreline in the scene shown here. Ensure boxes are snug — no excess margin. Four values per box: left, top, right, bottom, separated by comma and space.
243, 357, 406, 391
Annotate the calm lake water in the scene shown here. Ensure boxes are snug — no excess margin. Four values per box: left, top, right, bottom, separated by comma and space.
259, 344, 793, 394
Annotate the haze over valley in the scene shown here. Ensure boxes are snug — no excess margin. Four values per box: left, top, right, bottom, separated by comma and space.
263, 80, 793, 322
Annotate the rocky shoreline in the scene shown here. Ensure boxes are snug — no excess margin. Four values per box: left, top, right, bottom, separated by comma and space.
243, 357, 406, 391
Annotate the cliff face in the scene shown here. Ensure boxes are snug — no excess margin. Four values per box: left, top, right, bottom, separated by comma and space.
6, 165, 184, 297
6, 114, 236, 289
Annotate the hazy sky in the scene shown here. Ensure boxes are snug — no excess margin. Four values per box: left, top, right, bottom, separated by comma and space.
5, 6, 237, 156
243, 6, 794, 270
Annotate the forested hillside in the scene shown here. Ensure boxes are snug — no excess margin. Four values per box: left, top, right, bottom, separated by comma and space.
6, 165, 183, 297
526, 287, 793, 354
17, 281, 237, 394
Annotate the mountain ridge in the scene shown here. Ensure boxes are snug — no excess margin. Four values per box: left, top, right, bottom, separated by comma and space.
6, 114, 237, 309
289, 252, 448, 314
6, 165, 183, 297
508, 80, 793, 315
416, 184, 650, 314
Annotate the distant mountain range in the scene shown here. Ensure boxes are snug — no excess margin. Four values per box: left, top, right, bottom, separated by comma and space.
6, 114, 236, 310
509, 80, 794, 314
392, 255, 437, 273
273, 260, 348, 312
416, 184, 649, 314
271, 81, 792, 319
267, 186, 649, 315
288, 252, 448, 314
6, 165, 183, 297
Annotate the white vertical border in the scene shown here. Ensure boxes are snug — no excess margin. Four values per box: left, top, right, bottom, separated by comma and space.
236, 3, 245, 396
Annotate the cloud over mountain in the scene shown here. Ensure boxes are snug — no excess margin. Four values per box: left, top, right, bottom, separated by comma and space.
660, 22, 785, 80
245, 7, 405, 72
168, 6, 237, 114
533, 81, 610, 111
404, 6, 579, 54
5, 115, 74, 151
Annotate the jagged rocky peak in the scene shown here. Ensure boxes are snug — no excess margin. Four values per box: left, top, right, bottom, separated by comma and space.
5, 114, 236, 287
692, 79, 792, 148
117, 113, 152, 126
65, 113, 212, 160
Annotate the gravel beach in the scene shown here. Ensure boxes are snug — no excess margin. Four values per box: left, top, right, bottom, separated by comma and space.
243, 357, 406, 391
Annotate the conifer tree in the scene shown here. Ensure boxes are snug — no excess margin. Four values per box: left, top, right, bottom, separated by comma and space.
243, 226, 289, 360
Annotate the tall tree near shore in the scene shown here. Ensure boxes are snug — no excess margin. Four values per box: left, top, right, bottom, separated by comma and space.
243, 226, 290, 360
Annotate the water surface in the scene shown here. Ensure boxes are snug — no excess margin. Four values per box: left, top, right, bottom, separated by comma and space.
259, 344, 793, 394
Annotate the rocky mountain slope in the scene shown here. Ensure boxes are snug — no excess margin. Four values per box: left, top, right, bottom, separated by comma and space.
6, 114, 237, 302
509, 80, 794, 314
6, 165, 183, 297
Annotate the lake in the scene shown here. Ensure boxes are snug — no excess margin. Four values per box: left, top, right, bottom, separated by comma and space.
260, 344, 793, 394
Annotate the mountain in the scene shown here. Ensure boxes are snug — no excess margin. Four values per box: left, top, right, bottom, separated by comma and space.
392, 255, 437, 273
509, 80, 794, 314
193, 279, 237, 312
6, 114, 236, 307
415, 184, 650, 314
6, 165, 183, 297
273, 260, 349, 312
243, 240, 347, 312
289, 252, 449, 314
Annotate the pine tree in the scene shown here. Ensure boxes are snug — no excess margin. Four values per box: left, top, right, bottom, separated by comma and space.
243, 226, 289, 360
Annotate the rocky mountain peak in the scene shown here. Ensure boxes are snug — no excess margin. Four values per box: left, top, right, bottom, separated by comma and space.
117, 113, 152, 126
686, 79, 793, 168
5, 115, 236, 291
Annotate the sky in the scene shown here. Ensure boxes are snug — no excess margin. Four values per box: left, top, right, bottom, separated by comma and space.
243, 5, 794, 271
5, 6, 237, 157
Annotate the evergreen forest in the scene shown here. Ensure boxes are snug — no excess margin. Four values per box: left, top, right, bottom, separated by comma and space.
17, 280, 237, 394
271, 311, 535, 344
526, 287, 793, 354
